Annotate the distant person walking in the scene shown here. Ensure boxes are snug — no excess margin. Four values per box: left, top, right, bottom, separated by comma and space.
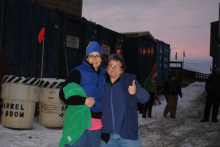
164, 74, 182, 119
142, 70, 157, 119
201, 65, 220, 122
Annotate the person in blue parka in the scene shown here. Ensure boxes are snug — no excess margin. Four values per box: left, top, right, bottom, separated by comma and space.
59, 41, 106, 147
100, 54, 149, 147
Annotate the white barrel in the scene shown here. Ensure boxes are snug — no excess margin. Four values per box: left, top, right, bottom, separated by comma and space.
37, 78, 66, 128
1, 82, 40, 129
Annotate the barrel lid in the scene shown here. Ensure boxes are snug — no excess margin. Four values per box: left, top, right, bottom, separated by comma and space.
2, 76, 65, 88
38, 78, 65, 88
2, 75, 41, 86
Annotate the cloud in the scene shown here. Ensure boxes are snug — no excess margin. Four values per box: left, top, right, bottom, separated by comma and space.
82, 0, 219, 60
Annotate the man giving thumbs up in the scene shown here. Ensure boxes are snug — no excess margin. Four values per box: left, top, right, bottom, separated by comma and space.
100, 54, 149, 147
128, 80, 137, 95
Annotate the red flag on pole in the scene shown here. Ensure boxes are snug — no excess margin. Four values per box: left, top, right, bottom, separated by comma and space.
38, 26, 45, 44
183, 50, 185, 57
175, 52, 177, 60
152, 63, 157, 70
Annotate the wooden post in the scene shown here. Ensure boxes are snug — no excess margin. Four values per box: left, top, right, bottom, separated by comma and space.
41, 37, 45, 78
176, 60, 177, 79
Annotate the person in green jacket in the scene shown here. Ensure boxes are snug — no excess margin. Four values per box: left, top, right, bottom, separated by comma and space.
142, 70, 157, 119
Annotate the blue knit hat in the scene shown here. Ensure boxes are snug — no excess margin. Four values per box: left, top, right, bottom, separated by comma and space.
86, 41, 103, 57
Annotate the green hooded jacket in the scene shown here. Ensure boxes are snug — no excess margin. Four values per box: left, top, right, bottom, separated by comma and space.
59, 83, 91, 147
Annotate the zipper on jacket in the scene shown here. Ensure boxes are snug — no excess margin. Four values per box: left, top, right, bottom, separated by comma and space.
110, 85, 116, 133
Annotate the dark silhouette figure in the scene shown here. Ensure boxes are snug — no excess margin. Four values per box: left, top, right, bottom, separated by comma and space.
201, 66, 220, 122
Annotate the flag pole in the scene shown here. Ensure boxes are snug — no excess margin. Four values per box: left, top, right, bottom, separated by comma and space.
40, 24, 45, 79
38, 24, 45, 78
175, 52, 177, 78
41, 37, 44, 78
183, 50, 185, 68
183, 55, 184, 68
176, 58, 177, 78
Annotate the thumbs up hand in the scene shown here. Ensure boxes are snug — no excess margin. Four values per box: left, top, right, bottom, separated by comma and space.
128, 80, 137, 95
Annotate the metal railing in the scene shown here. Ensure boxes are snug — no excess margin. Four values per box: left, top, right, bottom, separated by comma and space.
169, 61, 209, 83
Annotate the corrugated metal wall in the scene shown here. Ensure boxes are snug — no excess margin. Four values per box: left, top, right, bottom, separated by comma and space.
115, 34, 124, 54
210, 21, 219, 66
82, 20, 99, 57
1, 0, 126, 79
61, 16, 82, 78
210, 21, 218, 57
124, 37, 138, 76
1, 0, 170, 81
34, 0, 83, 18
124, 35, 156, 80
4, 0, 62, 78
156, 40, 170, 81
0, 0, 5, 51
5, 0, 33, 77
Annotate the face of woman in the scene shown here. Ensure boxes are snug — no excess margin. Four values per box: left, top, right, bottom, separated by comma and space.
86, 52, 102, 71
171, 77, 176, 81
153, 72, 157, 79
107, 60, 124, 80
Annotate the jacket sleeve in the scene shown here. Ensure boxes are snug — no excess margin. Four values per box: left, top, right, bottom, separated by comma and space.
59, 70, 86, 105
164, 81, 169, 93
135, 80, 149, 104
143, 77, 149, 90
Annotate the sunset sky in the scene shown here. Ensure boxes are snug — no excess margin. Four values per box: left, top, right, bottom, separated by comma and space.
82, 0, 219, 61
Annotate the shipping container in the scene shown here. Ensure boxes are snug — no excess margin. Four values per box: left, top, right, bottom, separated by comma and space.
98, 26, 125, 64
210, 21, 219, 66
80, 19, 125, 66
60, 20, 126, 77
156, 40, 170, 81
81, 19, 99, 58
209, 4, 220, 68
3, 0, 62, 78
123, 31, 157, 81
60, 15, 82, 78
1, 0, 171, 83
34, 0, 83, 18
5, 0, 35, 77
98, 25, 114, 63
0, 0, 5, 51
0, 0, 126, 80
114, 33, 124, 54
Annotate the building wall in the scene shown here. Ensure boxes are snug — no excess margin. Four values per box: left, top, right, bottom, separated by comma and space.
156, 40, 170, 81
0, 0, 125, 79
1, 0, 171, 82
124, 35, 156, 80
34, 0, 83, 18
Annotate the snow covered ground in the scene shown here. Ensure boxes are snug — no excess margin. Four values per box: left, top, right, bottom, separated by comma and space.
0, 81, 220, 147
139, 81, 220, 147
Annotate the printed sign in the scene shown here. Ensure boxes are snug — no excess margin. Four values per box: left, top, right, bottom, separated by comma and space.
2, 102, 25, 117
66, 35, 79, 49
101, 44, 110, 55
41, 103, 59, 114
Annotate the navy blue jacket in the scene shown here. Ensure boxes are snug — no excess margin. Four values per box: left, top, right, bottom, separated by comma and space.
101, 73, 149, 140
60, 61, 106, 116
74, 61, 106, 112
164, 79, 182, 97
205, 73, 220, 94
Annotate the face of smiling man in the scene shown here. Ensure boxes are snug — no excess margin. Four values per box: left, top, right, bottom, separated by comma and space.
107, 60, 124, 83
